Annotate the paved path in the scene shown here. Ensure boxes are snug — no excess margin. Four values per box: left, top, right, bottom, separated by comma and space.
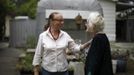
0, 42, 22, 75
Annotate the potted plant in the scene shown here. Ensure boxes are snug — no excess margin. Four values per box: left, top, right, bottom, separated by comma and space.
111, 49, 129, 73
16, 53, 34, 75
68, 63, 74, 75
26, 35, 37, 49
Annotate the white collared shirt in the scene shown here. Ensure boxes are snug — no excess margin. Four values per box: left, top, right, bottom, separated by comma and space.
32, 28, 80, 72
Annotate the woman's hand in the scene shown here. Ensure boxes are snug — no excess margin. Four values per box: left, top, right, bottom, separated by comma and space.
80, 40, 92, 50
33, 65, 40, 75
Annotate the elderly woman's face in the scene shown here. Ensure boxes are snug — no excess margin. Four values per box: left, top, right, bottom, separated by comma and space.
85, 21, 94, 33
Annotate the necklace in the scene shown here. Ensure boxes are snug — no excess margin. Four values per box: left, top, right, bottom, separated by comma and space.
49, 28, 60, 40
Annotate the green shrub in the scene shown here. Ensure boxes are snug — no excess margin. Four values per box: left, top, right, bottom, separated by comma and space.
26, 35, 37, 48
16, 53, 33, 71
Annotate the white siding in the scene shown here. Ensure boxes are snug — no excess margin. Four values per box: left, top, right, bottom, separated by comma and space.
10, 17, 36, 47
99, 0, 116, 41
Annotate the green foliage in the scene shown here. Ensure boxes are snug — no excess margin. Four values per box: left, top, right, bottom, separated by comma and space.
6, 0, 16, 14
0, 0, 16, 16
68, 65, 74, 71
26, 35, 37, 48
68, 62, 74, 71
16, 0, 38, 19
16, 53, 34, 71
0, 0, 16, 40
0, 0, 38, 19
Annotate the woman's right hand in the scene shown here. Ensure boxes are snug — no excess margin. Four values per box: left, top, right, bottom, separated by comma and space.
33, 65, 40, 75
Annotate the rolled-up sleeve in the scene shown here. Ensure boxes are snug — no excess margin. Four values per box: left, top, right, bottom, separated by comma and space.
67, 34, 80, 52
32, 34, 43, 66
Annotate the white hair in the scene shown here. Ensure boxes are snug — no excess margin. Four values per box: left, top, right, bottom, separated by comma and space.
87, 12, 104, 32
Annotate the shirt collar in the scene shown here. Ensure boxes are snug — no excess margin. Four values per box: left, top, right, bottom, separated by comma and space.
46, 27, 64, 39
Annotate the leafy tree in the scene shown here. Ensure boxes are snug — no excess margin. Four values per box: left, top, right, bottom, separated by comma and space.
0, 0, 16, 40
16, 0, 38, 19
0, 0, 38, 40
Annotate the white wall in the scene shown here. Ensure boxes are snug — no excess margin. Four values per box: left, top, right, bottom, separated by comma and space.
99, 0, 116, 41
45, 0, 116, 41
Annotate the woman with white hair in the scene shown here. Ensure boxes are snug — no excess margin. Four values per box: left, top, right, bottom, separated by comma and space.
84, 12, 113, 75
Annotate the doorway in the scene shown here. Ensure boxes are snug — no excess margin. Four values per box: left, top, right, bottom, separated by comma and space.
116, 20, 127, 42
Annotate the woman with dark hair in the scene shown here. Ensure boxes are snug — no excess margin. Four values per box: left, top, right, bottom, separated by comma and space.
43, 12, 57, 31
33, 12, 90, 75
44, 24, 49, 31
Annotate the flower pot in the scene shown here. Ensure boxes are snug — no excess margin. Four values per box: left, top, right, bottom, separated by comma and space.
116, 59, 127, 73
